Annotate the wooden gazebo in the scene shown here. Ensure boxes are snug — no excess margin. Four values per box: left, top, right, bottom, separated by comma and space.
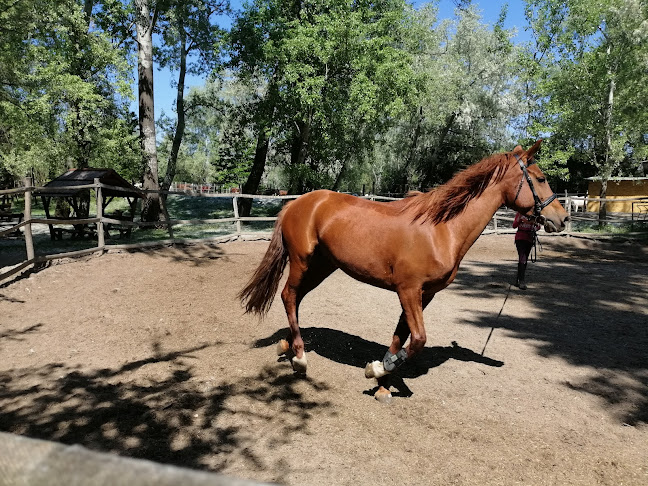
40, 168, 142, 240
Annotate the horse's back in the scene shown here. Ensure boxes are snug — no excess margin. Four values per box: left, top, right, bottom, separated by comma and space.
280, 191, 428, 286
282, 190, 399, 234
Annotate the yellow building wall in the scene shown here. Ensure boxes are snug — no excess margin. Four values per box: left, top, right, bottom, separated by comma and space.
586, 179, 648, 213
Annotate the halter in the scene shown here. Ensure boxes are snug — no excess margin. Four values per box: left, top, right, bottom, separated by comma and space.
513, 154, 557, 222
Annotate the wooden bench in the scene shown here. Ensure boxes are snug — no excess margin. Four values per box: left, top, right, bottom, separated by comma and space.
48, 217, 97, 240
105, 211, 134, 239
0, 212, 23, 237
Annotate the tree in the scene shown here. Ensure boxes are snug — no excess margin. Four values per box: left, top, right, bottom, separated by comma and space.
157, 75, 256, 188
526, 0, 648, 221
370, 5, 528, 193
0, 0, 136, 184
156, 0, 227, 192
135, 0, 163, 221
228, 0, 419, 209
129, 0, 228, 221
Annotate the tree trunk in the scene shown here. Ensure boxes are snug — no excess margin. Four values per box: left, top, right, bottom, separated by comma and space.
331, 161, 346, 192
83, 0, 93, 21
422, 111, 457, 189
136, 0, 161, 223
238, 81, 277, 216
288, 119, 311, 194
598, 45, 616, 225
162, 18, 187, 193
598, 177, 608, 225
398, 106, 424, 188
239, 127, 270, 217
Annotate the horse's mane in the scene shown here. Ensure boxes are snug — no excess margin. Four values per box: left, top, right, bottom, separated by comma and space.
403, 153, 512, 224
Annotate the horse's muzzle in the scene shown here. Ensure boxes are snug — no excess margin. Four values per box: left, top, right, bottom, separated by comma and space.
544, 214, 569, 233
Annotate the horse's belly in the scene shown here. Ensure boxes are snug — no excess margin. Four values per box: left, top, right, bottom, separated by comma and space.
319, 226, 439, 291
321, 240, 395, 288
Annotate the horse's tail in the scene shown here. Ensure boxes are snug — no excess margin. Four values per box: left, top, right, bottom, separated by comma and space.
238, 212, 288, 316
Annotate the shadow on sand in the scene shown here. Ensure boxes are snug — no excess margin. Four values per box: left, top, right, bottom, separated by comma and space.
255, 328, 504, 398
0, 336, 332, 478
256, 241, 648, 425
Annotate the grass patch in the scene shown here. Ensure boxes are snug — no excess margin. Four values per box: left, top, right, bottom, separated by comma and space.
164, 195, 283, 220
165, 195, 233, 220
571, 220, 648, 240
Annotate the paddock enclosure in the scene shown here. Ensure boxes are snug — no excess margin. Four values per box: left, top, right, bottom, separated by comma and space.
1, 234, 647, 485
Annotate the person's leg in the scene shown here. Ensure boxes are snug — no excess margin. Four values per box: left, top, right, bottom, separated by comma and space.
515, 240, 531, 290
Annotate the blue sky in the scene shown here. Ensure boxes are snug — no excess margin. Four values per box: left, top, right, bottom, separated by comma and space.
146, 0, 531, 121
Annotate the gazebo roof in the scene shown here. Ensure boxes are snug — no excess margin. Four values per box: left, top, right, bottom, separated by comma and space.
40, 168, 142, 198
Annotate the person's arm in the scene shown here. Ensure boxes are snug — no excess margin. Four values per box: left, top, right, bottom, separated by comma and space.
513, 213, 521, 229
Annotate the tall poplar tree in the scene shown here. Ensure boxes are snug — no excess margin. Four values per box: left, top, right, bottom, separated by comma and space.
156, 0, 227, 193
374, 5, 525, 192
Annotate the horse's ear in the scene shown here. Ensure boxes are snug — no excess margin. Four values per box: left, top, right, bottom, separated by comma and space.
513, 145, 523, 153
526, 139, 543, 158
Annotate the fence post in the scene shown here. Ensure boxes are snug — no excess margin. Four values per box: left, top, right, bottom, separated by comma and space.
233, 196, 241, 235
493, 212, 498, 233
23, 177, 35, 261
95, 178, 105, 250
566, 196, 573, 232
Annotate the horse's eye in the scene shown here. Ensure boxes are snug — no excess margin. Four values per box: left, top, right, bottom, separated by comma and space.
537, 177, 546, 183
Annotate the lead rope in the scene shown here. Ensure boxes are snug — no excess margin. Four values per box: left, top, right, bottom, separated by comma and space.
481, 227, 543, 356
530, 230, 542, 263
480, 283, 512, 356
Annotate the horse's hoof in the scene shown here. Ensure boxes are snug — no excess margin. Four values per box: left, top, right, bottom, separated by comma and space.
374, 386, 393, 404
364, 360, 388, 379
291, 354, 307, 374
276, 339, 290, 356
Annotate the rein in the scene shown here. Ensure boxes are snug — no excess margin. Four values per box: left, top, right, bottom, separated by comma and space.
513, 154, 557, 223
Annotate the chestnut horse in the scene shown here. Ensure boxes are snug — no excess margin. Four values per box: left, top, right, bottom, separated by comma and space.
239, 141, 569, 402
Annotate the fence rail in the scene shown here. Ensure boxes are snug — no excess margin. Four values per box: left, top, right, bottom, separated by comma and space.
2, 181, 647, 283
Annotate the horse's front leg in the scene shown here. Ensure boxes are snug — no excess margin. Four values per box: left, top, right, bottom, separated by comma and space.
366, 290, 433, 403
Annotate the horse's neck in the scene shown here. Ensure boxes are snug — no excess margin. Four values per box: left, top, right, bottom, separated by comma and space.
446, 183, 506, 261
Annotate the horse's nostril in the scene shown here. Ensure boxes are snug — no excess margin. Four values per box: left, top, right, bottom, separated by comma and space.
564, 215, 571, 222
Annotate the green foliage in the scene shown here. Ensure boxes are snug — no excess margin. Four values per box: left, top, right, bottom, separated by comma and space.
3, 0, 646, 200
371, 4, 527, 192
157, 76, 258, 186
0, 0, 137, 185
227, 0, 420, 193
525, 0, 648, 185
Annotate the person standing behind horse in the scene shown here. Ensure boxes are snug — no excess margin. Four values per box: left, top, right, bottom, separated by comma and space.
513, 213, 540, 290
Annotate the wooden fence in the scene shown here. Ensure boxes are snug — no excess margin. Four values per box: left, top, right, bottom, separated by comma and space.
2, 180, 647, 283
0, 178, 302, 282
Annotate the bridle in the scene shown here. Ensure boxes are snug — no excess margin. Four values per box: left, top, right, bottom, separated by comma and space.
512, 153, 557, 223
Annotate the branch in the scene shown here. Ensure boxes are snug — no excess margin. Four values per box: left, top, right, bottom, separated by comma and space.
597, 25, 609, 43
149, 4, 160, 35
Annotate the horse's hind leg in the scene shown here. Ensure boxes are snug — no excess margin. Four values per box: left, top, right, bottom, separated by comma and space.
280, 249, 336, 373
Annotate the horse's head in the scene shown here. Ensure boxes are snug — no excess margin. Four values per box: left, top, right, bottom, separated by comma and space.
505, 140, 570, 233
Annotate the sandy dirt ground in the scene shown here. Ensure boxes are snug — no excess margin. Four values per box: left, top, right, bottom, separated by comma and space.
1, 234, 647, 485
